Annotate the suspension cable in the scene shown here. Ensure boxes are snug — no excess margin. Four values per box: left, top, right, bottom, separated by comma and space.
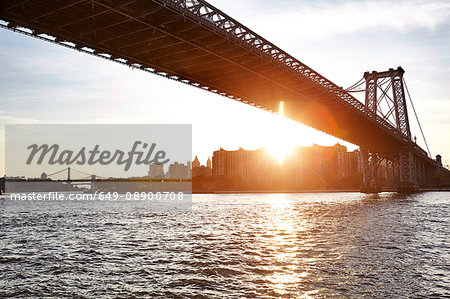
403, 78, 432, 157
46, 167, 108, 179
345, 77, 365, 91
71, 167, 107, 179
47, 168, 68, 177
70, 167, 93, 176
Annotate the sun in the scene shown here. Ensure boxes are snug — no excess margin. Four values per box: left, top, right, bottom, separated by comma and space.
267, 142, 294, 165
265, 101, 295, 165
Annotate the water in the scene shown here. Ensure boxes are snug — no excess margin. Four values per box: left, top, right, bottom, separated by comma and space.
0, 192, 449, 298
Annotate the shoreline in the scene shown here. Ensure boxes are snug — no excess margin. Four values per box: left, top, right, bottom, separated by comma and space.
193, 188, 450, 194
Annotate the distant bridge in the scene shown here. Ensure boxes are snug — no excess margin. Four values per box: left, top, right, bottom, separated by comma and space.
5, 167, 191, 193
41, 167, 191, 183
1, 0, 449, 192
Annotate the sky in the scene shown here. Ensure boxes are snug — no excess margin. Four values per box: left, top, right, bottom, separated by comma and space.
0, 0, 449, 175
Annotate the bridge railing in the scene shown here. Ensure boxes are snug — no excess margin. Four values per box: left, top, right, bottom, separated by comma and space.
158, 0, 405, 141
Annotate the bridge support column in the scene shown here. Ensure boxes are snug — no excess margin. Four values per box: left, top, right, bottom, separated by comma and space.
385, 159, 397, 187
360, 149, 381, 193
416, 159, 425, 186
91, 175, 97, 191
397, 147, 419, 192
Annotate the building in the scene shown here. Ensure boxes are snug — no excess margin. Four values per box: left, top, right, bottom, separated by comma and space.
211, 144, 363, 190
192, 166, 212, 178
212, 147, 278, 187
148, 163, 165, 178
192, 156, 201, 169
345, 150, 362, 176
192, 156, 212, 178
311, 143, 343, 178
167, 162, 191, 179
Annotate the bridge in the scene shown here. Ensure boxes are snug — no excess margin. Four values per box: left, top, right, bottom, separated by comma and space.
5, 167, 191, 193
43, 167, 190, 183
1, 0, 449, 192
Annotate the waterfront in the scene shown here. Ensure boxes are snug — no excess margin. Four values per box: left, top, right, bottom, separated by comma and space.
0, 192, 449, 298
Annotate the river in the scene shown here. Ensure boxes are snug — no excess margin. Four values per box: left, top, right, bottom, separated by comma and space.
0, 192, 449, 298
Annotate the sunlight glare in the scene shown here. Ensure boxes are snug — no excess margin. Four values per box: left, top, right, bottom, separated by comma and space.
266, 101, 295, 165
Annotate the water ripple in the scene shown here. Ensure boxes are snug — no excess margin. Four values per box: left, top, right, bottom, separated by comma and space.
0, 192, 449, 297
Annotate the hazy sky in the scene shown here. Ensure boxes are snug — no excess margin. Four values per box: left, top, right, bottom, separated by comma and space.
0, 0, 449, 174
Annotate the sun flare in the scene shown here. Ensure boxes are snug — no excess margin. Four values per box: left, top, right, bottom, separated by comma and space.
265, 101, 295, 165
266, 141, 294, 165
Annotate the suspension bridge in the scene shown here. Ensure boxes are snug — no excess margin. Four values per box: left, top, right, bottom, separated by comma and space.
2, 167, 190, 194
45, 166, 102, 182
43, 167, 189, 183
1, 0, 449, 192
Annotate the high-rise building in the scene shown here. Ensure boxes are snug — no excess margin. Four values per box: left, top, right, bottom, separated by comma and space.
191, 155, 212, 177
310, 143, 344, 177
192, 166, 212, 178
212, 147, 277, 186
148, 163, 165, 178
211, 144, 362, 189
192, 156, 201, 169
206, 157, 212, 169
167, 162, 191, 179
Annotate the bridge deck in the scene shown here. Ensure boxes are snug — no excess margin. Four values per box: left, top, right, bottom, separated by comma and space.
0, 0, 431, 155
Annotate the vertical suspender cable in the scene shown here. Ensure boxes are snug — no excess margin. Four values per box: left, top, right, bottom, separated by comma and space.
403, 78, 432, 157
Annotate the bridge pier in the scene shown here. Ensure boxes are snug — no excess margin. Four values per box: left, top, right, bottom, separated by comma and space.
360, 149, 382, 193
91, 175, 97, 191
397, 147, 419, 192
359, 148, 439, 193
385, 159, 398, 187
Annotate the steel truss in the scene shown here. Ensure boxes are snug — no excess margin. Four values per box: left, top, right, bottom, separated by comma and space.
0, 0, 409, 145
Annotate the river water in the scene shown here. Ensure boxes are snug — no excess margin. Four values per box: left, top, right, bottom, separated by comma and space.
0, 192, 449, 298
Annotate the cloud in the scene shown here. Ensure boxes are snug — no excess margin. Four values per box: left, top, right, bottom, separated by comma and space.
300, 0, 448, 36
0, 112, 37, 124
210, 0, 450, 40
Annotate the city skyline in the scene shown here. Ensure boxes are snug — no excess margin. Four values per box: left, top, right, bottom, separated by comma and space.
1, 0, 449, 174
191, 143, 364, 191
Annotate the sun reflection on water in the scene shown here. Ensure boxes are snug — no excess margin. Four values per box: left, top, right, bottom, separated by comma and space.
261, 194, 315, 296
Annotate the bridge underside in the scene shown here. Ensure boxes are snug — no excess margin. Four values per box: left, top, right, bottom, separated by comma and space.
0, 0, 407, 152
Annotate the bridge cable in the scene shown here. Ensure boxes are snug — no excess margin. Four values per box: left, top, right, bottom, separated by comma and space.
71, 167, 97, 177
47, 168, 68, 177
403, 78, 432, 157
345, 77, 365, 92
71, 167, 108, 179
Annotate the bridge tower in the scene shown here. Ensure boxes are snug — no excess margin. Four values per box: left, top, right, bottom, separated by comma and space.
361, 67, 418, 192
